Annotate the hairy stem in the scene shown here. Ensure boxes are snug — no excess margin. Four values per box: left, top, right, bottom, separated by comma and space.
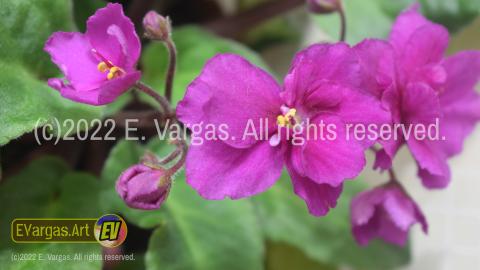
135, 81, 188, 175
166, 140, 188, 177
159, 147, 181, 165
135, 81, 174, 117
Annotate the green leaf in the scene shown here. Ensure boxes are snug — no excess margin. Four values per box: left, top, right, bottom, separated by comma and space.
72, 0, 106, 32
377, 0, 480, 33
266, 242, 336, 270
419, 0, 480, 32
101, 140, 265, 270
0, 0, 75, 78
253, 172, 411, 270
0, 61, 102, 146
0, 156, 102, 269
313, 0, 394, 44
141, 26, 271, 107
145, 178, 264, 270
0, 0, 102, 146
0, 244, 101, 270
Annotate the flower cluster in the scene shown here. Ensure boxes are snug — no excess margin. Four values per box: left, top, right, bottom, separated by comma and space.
43, 3, 480, 247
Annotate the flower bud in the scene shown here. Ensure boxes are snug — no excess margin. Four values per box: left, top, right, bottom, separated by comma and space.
116, 164, 171, 210
306, 0, 341, 14
143, 10, 172, 41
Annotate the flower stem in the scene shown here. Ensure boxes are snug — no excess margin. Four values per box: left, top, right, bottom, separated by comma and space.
135, 81, 174, 117
164, 38, 177, 103
338, 5, 346, 42
166, 140, 187, 177
135, 81, 188, 176
159, 147, 181, 165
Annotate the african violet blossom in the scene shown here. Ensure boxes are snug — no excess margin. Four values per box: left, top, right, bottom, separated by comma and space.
355, 5, 480, 188
351, 184, 428, 246
177, 44, 390, 216
44, 3, 141, 105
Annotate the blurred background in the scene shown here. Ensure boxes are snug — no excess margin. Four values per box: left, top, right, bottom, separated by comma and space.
0, 0, 479, 269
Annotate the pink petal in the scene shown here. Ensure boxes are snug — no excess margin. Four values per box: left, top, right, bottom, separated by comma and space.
286, 156, 342, 216
86, 3, 141, 69
373, 86, 405, 170
401, 24, 449, 75
389, 4, 431, 53
351, 186, 428, 246
334, 86, 391, 148
283, 43, 361, 108
383, 188, 427, 232
441, 51, 480, 106
50, 71, 140, 106
351, 188, 385, 226
402, 83, 448, 183
44, 32, 105, 90
185, 140, 284, 200
435, 52, 480, 157
177, 54, 283, 149
402, 83, 440, 126
408, 138, 450, 188
294, 114, 366, 186
418, 167, 451, 189
354, 39, 396, 99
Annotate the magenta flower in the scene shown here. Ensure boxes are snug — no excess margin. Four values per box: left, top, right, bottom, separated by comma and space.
116, 164, 171, 210
177, 44, 390, 216
355, 5, 480, 188
44, 3, 141, 105
351, 184, 428, 246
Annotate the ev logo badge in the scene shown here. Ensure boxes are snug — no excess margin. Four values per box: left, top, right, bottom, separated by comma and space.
99, 220, 121, 241
94, 214, 127, 248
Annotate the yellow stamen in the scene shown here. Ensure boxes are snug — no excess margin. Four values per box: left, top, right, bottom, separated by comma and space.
285, 108, 296, 119
106, 66, 124, 80
97, 62, 109, 73
277, 108, 298, 127
277, 115, 287, 127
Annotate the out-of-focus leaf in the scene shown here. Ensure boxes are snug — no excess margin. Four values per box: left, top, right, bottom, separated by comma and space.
266, 242, 336, 270
101, 140, 265, 270
253, 172, 411, 270
0, 0, 102, 145
312, 0, 393, 44
0, 157, 102, 269
314, 0, 479, 45
449, 17, 480, 53
376, 0, 413, 19
141, 26, 270, 107
244, 16, 301, 50
73, 0, 105, 32
378, 0, 480, 33
419, 0, 480, 33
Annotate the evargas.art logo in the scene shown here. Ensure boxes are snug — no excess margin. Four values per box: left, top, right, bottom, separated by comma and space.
94, 214, 128, 248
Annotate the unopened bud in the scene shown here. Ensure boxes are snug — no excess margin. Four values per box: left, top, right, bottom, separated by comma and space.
143, 11, 172, 41
116, 164, 171, 210
306, 0, 341, 14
